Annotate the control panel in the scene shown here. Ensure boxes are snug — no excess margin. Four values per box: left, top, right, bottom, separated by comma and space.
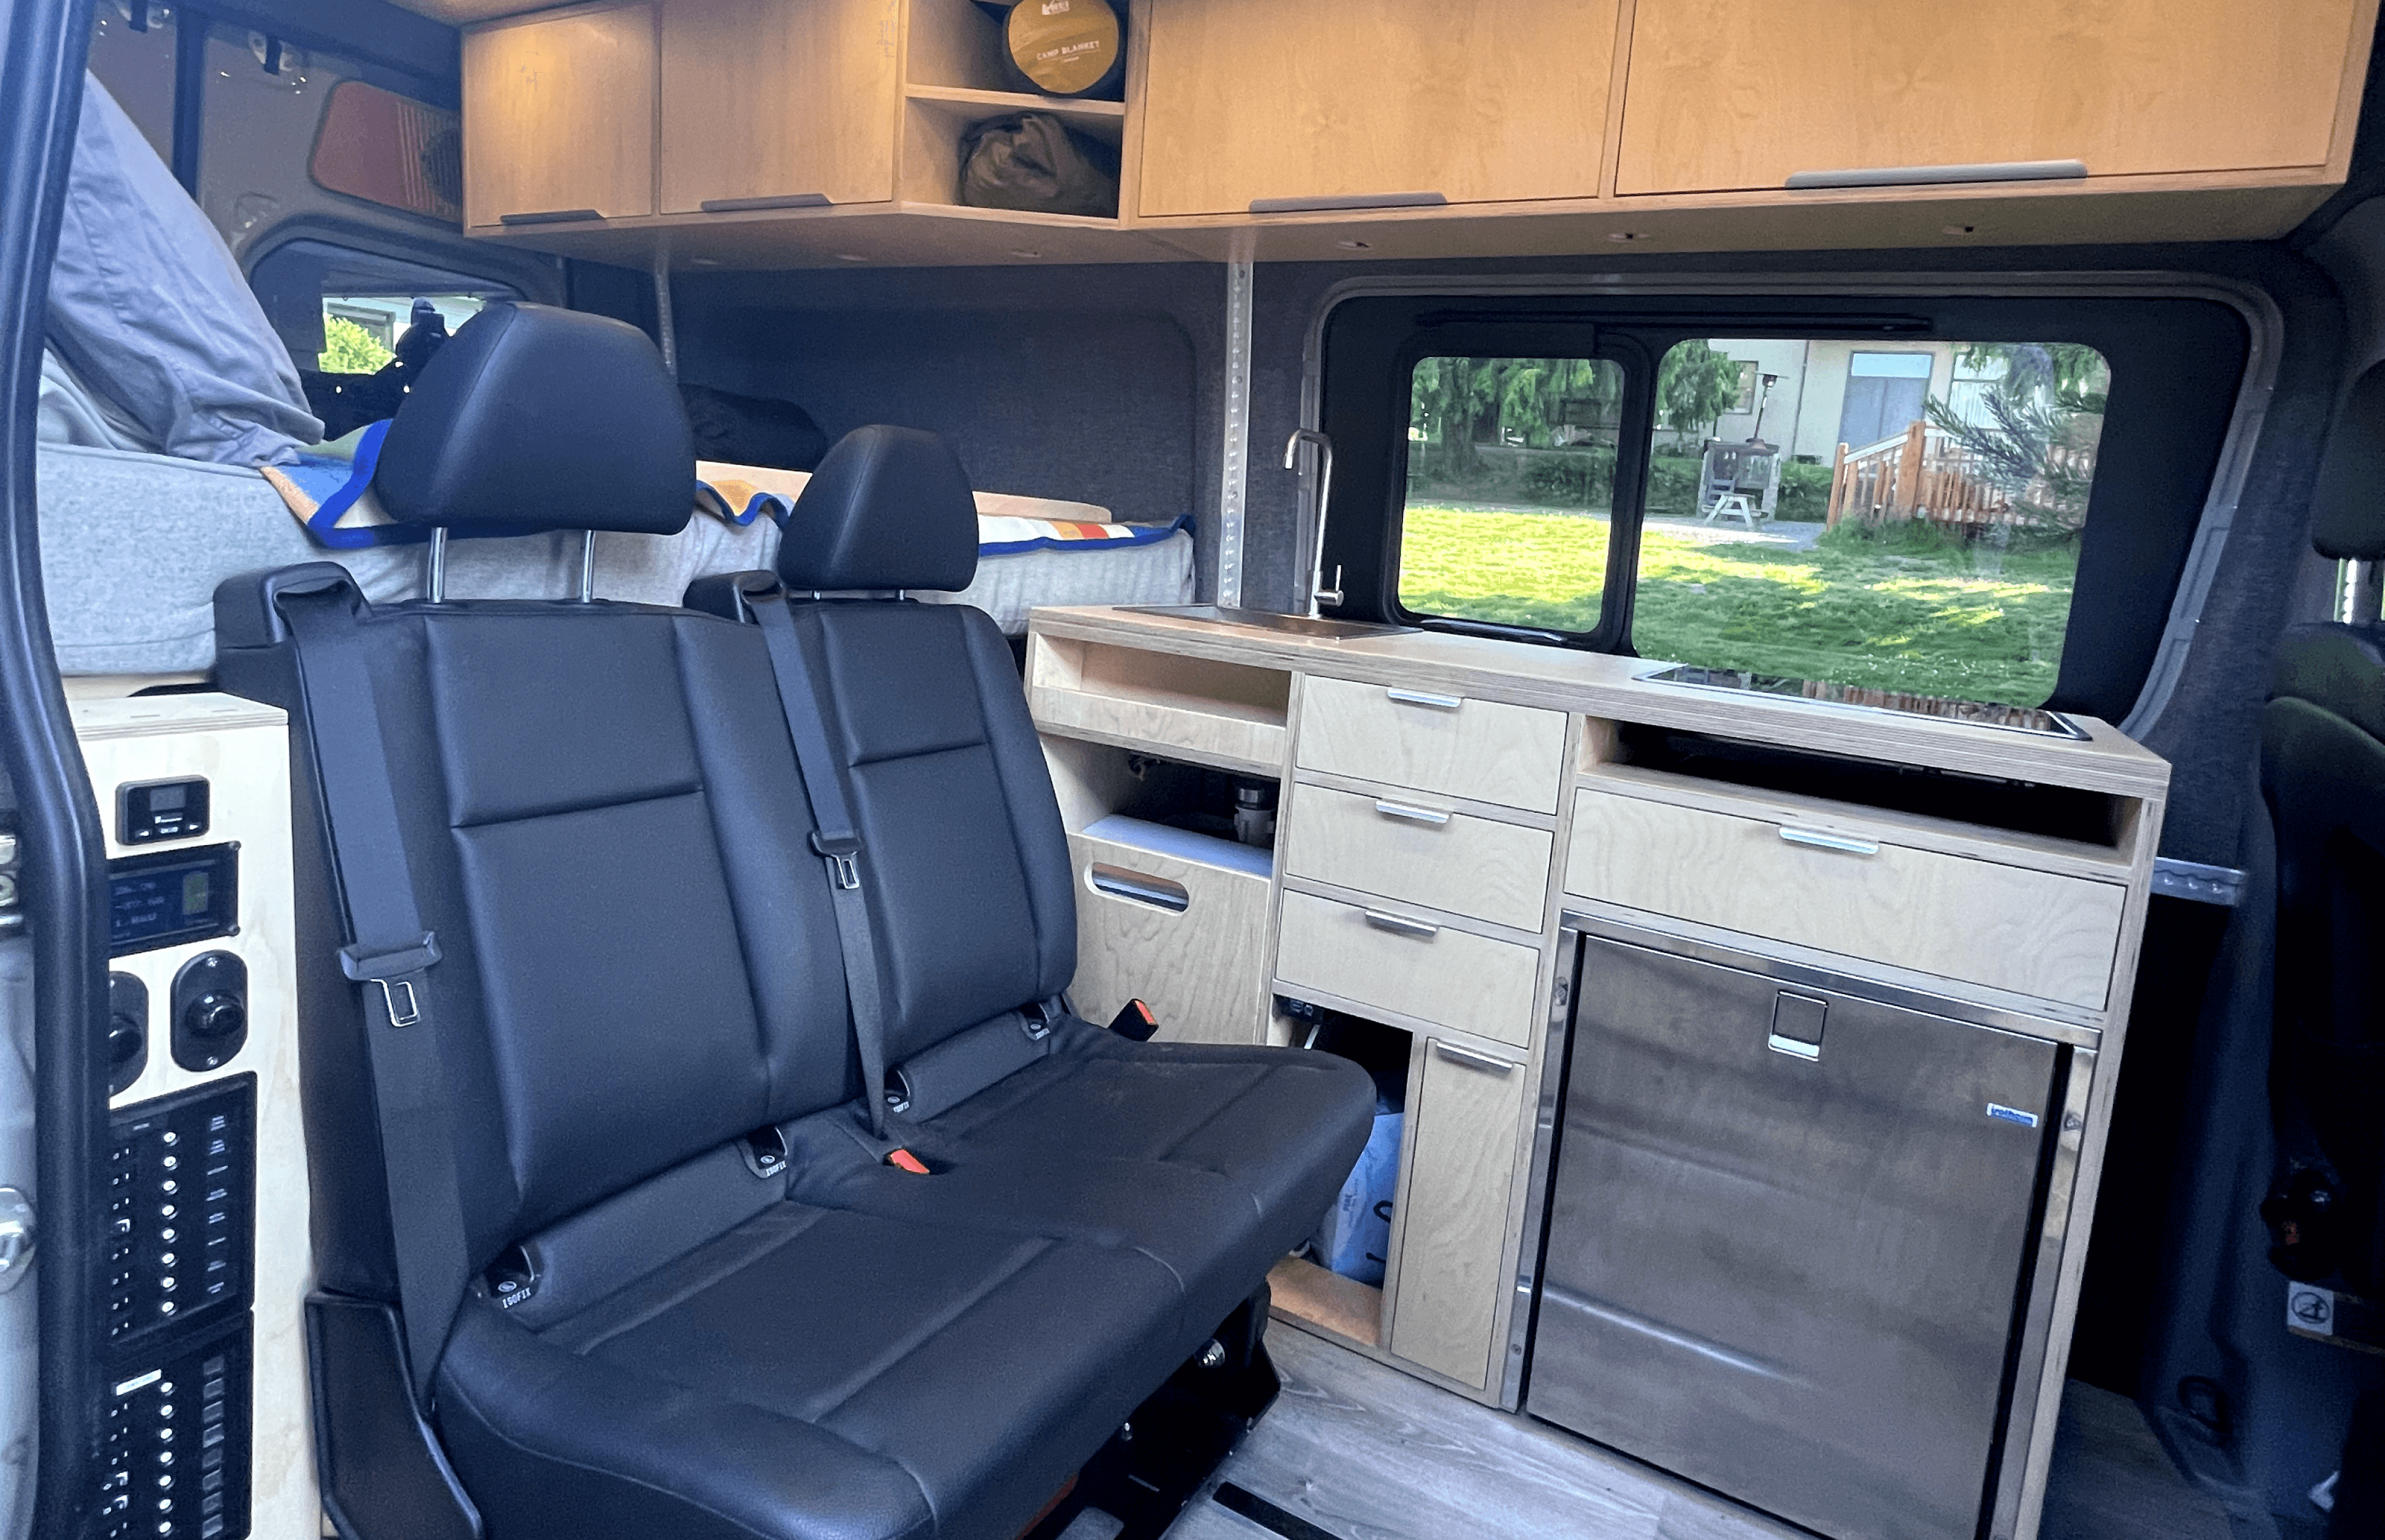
100, 1315, 253, 1540
75, 691, 309, 1540
106, 1079, 254, 1353
117, 776, 211, 846
107, 843, 240, 958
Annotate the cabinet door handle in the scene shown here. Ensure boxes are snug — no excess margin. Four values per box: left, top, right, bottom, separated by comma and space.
1778, 827, 1880, 857
700, 192, 832, 213
1433, 1040, 1518, 1076
1373, 799, 1451, 828
1385, 687, 1462, 710
1248, 191, 1449, 214
1361, 908, 1439, 940
1784, 159, 2087, 189
497, 207, 602, 225
1088, 864, 1190, 913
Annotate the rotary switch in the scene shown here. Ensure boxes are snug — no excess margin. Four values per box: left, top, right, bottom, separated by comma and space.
168, 951, 247, 1072
106, 971, 147, 1095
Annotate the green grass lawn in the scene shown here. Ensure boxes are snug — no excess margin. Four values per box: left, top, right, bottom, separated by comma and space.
1397, 505, 2079, 706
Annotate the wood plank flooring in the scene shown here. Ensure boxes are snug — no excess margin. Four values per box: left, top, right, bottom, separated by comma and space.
1158, 1324, 2233, 1540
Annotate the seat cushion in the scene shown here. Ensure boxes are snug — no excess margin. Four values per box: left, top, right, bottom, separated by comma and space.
437, 1198, 1189, 1540
784, 1023, 1378, 1336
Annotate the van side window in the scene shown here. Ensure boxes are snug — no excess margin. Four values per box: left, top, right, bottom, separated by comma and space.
1631, 338, 2109, 709
1397, 356, 1625, 632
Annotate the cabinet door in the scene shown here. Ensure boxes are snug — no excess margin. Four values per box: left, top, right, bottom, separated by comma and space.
1137, 0, 1619, 217
659, 0, 898, 213
1617, 0, 2362, 195
463, 2, 656, 227
1388, 1036, 1528, 1390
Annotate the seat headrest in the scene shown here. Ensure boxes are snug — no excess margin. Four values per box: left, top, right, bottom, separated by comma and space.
775, 425, 978, 592
372, 302, 694, 537
2311, 359, 2385, 561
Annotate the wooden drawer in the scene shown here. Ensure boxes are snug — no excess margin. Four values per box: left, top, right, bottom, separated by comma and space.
1563, 789, 2125, 1008
1276, 890, 1540, 1049
1389, 1035, 1529, 1391
1284, 784, 1552, 934
1069, 831, 1271, 1046
1295, 676, 1565, 814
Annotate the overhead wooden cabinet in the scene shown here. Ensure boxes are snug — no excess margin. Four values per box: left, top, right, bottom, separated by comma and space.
462, 1, 657, 227
1136, 0, 1620, 217
1617, 0, 2365, 196
658, 0, 899, 213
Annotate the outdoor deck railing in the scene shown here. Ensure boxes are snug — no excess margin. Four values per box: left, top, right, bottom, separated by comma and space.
1826, 421, 2058, 530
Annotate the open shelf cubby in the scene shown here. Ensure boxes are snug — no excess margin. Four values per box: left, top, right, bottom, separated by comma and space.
1030, 638, 1290, 777
1265, 1005, 1411, 1352
900, 0, 1128, 217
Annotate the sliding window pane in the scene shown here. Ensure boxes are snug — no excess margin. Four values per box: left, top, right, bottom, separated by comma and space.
1630, 338, 2107, 709
1398, 356, 1624, 632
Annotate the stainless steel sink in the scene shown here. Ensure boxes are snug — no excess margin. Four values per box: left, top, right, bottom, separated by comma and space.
1119, 604, 1417, 640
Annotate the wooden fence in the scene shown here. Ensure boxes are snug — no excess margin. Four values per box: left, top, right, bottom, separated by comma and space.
1826, 422, 2027, 531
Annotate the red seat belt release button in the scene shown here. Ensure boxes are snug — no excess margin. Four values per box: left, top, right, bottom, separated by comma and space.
886, 1148, 930, 1175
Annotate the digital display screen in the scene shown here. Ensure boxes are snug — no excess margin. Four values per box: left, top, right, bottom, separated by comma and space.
108, 844, 237, 957
116, 776, 209, 845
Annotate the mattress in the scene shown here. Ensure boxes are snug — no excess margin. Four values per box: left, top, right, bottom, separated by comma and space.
37, 442, 1192, 676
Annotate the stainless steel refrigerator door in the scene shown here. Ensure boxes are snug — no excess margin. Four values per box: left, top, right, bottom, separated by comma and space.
1529, 935, 2061, 1540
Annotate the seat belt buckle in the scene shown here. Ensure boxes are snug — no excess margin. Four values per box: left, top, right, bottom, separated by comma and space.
885, 1148, 931, 1175
1020, 997, 1064, 1042
811, 832, 863, 890
338, 934, 442, 1028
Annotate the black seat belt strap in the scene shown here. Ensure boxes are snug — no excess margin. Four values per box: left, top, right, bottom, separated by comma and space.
275, 582, 471, 1407
752, 599, 892, 1138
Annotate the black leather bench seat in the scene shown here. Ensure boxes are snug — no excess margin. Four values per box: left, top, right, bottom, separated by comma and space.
213, 305, 1376, 1540
439, 1198, 1191, 1540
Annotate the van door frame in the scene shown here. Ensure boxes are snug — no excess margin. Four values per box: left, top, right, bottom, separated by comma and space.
0, 2, 114, 1534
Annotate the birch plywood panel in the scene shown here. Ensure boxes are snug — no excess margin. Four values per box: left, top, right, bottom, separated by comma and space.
1617, 0, 2363, 194
1283, 783, 1552, 934
1295, 675, 1566, 814
1565, 788, 2125, 1009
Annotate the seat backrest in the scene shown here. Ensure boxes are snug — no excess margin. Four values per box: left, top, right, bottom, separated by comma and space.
2260, 357, 2385, 1293
217, 305, 861, 1301
771, 425, 1078, 1067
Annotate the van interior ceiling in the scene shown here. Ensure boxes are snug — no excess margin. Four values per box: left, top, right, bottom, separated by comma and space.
3, 2, 2385, 1539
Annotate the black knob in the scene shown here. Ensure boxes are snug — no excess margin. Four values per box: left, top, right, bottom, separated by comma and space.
184, 993, 244, 1041
109, 1013, 144, 1067
169, 951, 247, 1072
106, 972, 148, 1095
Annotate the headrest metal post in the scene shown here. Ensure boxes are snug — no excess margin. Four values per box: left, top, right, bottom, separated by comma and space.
577, 529, 597, 604
426, 527, 449, 605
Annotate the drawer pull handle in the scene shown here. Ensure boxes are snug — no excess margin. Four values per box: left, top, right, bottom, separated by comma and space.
1766, 1033, 1823, 1062
1373, 799, 1451, 828
1385, 687, 1463, 710
1361, 908, 1440, 940
1432, 1040, 1518, 1076
700, 192, 832, 212
497, 207, 602, 225
1783, 159, 2087, 189
1088, 865, 1190, 913
1778, 827, 1879, 857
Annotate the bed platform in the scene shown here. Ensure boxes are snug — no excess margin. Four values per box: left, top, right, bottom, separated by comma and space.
36, 441, 1193, 676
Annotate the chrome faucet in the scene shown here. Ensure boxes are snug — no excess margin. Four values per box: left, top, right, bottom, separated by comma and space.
1285, 428, 1342, 617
